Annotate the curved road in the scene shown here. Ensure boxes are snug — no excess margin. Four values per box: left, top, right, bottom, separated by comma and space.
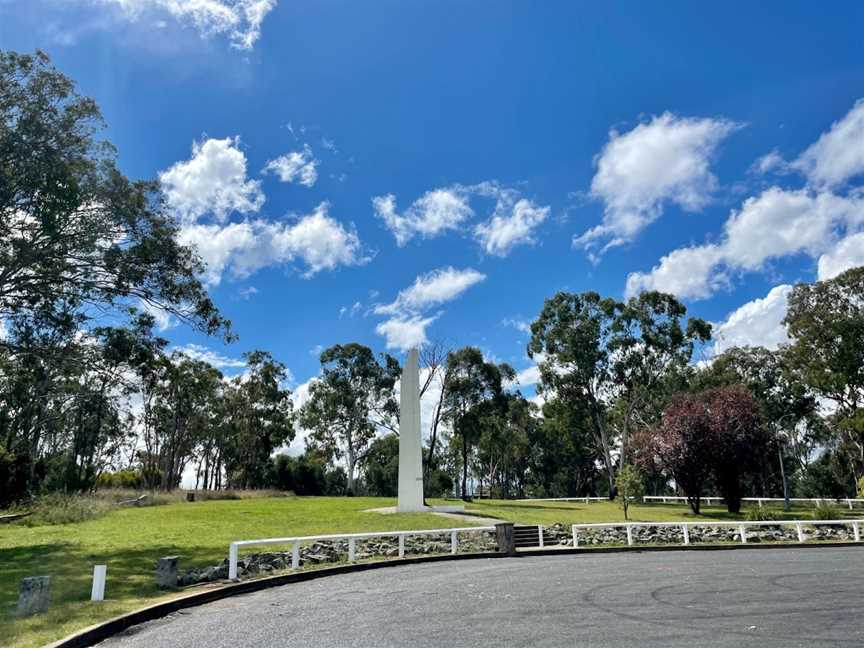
100, 548, 863, 648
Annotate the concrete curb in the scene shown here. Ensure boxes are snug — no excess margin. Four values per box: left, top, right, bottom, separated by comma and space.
46, 541, 864, 648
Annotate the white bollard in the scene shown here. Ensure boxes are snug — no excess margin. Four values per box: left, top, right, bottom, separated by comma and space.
348, 538, 356, 562
229, 543, 239, 580
796, 522, 805, 543
626, 525, 633, 546
682, 525, 690, 546
572, 525, 579, 548
538, 525, 544, 548
738, 524, 747, 544
91, 565, 106, 602
292, 542, 300, 569
450, 531, 458, 555
398, 534, 405, 558
852, 522, 860, 543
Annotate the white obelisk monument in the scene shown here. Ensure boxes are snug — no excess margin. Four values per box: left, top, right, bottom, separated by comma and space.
397, 347, 425, 512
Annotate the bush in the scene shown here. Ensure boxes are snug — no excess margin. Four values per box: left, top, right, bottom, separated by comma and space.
26, 494, 113, 525
745, 507, 784, 521
812, 500, 842, 521
858, 475, 864, 498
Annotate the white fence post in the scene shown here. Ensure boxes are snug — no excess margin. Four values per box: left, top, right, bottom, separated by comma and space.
738, 524, 747, 544
450, 531, 458, 555
538, 525, 544, 548
572, 525, 579, 548
348, 537, 356, 562
398, 534, 405, 558
229, 543, 238, 580
682, 525, 690, 546
626, 525, 633, 546
91, 565, 106, 602
848, 499, 854, 511
292, 542, 300, 569
796, 522, 804, 543
852, 521, 860, 543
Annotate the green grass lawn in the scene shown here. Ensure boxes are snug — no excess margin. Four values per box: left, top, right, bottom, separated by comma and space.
1, 495, 855, 648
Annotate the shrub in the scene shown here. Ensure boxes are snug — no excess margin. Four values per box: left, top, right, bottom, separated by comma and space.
26, 494, 113, 525
812, 500, 842, 521
745, 507, 784, 521
615, 464, 645, 521
858, 475, 864, 498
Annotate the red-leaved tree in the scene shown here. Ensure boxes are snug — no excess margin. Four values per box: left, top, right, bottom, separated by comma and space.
645, 385, 770, 514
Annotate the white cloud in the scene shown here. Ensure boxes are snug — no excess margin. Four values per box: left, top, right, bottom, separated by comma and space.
750, 149, 789, 175
626, 188, 864, 299
178, 203, 367, 285
502, 318, 531, 334
97, 0, 276, 49
172, 343, 247, 370
262, 145, 319, 187
575, 112, 739, 255
475, 198, 550, 256
160, 136, 264, 223
375, 314, 439, 352
372, 188, 473, 246
139, 300, 177, 331
793, 99, 864, 188
817, 231, 864, 280
712, 284, 792, 355
514, 364, 541, 386
374, 267, 486, 316
373, 267, 485, 351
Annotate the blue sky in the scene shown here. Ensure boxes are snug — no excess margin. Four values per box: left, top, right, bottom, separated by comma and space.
3, 1, 864, 402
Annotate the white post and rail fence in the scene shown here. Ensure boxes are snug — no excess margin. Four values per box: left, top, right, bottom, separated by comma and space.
228, 526, 497, 580
642, 496, 864, 509
570, 519, 863, 548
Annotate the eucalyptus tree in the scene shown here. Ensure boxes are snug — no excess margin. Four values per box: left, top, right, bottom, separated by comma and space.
441, 346, 514, 500
223, 351, 294, 489
299, 344, 400, 494
784, 266, 864, 482
0, 50, 230, 339
528, 290, 709, 498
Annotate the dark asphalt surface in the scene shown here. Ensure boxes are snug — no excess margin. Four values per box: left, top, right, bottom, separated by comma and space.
99, 548, 864, 648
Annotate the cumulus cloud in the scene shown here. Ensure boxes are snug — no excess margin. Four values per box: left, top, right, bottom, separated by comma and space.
793, 99, 864, 189
373, 267, 485, 351
575, 112, 740, 256
475, 197, 550, 256
374, 267, 486, 316
96, 0, 276, 49
712, 284, 792, 356
375, 314, 440, 352
372, 187, 473, 246
160, 136, 264, 223
817, 231, 864, 280
626, 188, 864, 299
172, 342, 247, 370
178, 203, 368, 285
262, 145, 318, 187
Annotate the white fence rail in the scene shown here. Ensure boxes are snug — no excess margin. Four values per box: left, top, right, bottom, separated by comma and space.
643, 496, 864, 509
228, 526, 496, 580
571, 519, 863, 548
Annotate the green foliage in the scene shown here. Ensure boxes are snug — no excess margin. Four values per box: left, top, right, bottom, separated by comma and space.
812, 500, 842, 521
615, 464, 645, 520
858, 475, 864, 498
272, 452, 345, 496
745, 507, 784, 521
96, 470, 144, 490
25, 494, 113, 526
362, 435, 399, 497
300, 343, 400, 494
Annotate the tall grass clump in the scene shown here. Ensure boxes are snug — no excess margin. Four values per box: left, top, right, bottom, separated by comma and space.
25, 494, 113, 526
812, 500, 842, 521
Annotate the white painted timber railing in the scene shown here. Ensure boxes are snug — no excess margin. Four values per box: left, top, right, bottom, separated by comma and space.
519, 497, 612, 503
643, 496, 864, 509
570, 519, 863, 548
228, 526, 496, 580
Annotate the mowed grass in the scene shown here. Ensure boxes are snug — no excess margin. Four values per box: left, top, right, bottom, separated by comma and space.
0, 496, 468, 648
1, 495, 855, 648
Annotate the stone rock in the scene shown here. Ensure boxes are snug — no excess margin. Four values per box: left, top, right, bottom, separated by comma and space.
17, 576, 51, 617
155, 556, 178, 589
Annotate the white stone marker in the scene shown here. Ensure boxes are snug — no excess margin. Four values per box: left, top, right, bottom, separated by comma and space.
397, 347, 425, 512
91, 565, 107, 601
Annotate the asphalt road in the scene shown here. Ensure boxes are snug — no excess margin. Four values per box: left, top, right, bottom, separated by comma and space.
99, 548, 863, 648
